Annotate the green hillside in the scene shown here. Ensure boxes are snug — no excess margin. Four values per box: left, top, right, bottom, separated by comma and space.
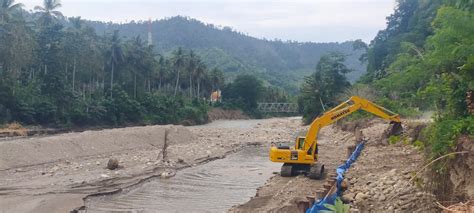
87, 16, 366, 93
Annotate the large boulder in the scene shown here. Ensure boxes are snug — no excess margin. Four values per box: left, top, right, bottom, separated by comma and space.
107, 158, 119, 170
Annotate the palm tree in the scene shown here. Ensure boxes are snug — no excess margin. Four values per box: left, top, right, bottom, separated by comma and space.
171, 48, 184, 97
69, 16, 83, 30
0, 0, 23, 24
187, 50, 197, 98
456, 0, 474, 10
130, 36, 145, 98
34, 0, 63, 25
143, 45, 155, 93
105, 30, 124, 98
66, 17, 84, 92
157, 56, 166, 91
211, 68, 224, 92
195, 60, 206, 98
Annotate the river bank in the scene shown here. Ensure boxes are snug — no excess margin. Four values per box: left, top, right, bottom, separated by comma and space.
232, 119, 440, 212
230, 119, 355, 212
0, 108, 249, 140
0, 117, 300, 213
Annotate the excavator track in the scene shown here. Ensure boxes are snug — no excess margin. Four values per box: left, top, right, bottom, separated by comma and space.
281, 163, 294, 177
308, 163, 325, 180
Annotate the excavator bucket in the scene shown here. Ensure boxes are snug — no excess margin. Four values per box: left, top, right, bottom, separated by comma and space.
387, 122, 403, 137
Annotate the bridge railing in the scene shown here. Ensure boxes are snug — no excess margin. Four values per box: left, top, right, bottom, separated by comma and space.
257, 103, 298, 113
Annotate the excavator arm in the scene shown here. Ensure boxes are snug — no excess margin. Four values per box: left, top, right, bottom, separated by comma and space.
302, 96, 401, 157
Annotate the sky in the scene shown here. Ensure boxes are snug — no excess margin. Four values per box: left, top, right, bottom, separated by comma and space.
21, 0, 396, 43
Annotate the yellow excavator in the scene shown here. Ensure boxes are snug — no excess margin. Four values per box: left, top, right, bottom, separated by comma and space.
269, 96, 402, 179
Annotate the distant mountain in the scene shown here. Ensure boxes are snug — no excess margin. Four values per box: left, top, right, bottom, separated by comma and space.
86, 16, 366, 93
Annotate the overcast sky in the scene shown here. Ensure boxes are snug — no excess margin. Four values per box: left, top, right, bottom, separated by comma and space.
20, 0, 396, 43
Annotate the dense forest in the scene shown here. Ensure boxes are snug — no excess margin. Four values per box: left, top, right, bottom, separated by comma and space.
361, 0, 473, 159
0, 0, 293, 127
300, 0, 473, 199
87, 16, 367, 93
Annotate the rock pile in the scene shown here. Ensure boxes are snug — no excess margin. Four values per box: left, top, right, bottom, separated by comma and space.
344, 169, 437, 212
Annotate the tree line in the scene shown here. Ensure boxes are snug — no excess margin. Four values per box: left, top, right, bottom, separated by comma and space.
0, 0, 295, 127
0, 0, 230, 126
87, 16, 367, 94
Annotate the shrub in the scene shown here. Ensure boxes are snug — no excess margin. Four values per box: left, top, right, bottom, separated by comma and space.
321, 197, 350, 213
423, 115, 474, 158
33, 99, 58, 124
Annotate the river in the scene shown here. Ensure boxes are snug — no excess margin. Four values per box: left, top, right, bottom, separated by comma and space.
85, 119, 284, 212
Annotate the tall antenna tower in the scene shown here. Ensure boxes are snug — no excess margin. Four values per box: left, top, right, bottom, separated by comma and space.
147, 18, 152, 46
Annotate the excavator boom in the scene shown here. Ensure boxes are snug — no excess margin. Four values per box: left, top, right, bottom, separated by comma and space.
302, 96, 401, 153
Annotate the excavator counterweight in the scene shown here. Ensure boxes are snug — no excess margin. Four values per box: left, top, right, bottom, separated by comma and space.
269, 96, 402, 179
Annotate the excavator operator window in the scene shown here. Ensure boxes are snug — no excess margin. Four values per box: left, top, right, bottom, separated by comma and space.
298, 138, 305, 149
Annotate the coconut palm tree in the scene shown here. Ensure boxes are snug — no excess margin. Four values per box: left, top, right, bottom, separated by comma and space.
211, 68, 224, 92
187, 50, 197, 98
195, 60, 206, 98
456, 0, 474, 10
129, 36, 145, 98
105, 30, 124, 98
157, 56, 166, 91
171, 48, 184, 97
143, 45, 155, 93
34, 0, 63, 25
69, 16, 83, 30
0, 0, 23, 24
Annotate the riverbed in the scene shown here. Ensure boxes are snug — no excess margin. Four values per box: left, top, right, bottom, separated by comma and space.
0, 118, 302, 213
86, 146, 281, 212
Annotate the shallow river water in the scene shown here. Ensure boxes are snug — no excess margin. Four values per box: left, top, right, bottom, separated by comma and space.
86, 145, 282, 212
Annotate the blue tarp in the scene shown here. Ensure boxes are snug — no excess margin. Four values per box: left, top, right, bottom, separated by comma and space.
306, 142, 365, 213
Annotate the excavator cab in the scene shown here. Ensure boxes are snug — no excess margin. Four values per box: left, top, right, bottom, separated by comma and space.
297, 136, 318, 158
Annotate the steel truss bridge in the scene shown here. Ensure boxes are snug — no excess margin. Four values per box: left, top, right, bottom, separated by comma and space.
257, 103, 298, 113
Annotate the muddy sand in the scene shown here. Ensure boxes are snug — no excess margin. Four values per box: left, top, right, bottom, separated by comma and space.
0, 117, 301, 213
